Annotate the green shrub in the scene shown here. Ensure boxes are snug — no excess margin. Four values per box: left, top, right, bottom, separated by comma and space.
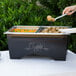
0, 0, 51, 50
0, 0, 76, 53
39, 0, 76, 53
57, 0, 76, 53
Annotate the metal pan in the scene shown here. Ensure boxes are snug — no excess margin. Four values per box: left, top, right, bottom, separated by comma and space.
4, 26, 71, 36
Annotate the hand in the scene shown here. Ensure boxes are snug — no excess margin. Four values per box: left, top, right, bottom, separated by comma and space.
62, 5, 76, 15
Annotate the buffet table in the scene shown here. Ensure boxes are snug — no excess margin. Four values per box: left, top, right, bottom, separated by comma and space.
0, 50, 76, 76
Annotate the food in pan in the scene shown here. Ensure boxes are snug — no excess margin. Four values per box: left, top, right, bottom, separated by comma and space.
9, 26, 68, 33
47, 15, 55, 22
10, 28, 37, 33
40, 27, 68, 33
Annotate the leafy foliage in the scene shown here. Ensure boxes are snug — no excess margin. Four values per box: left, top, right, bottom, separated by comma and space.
39, 0, 76, 53
0, 0, 51, 50
0, 0, 76, 53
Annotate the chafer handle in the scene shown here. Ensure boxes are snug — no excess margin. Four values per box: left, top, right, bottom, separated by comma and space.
59, 28, 76, 34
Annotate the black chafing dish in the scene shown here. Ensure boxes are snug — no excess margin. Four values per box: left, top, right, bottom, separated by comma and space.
4, 26, 71, 60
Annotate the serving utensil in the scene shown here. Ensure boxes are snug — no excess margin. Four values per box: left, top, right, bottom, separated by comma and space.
47, 14, 67, 22
55, 14, 67, 21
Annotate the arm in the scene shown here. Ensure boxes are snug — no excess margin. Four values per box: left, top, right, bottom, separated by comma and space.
62, 5, 76, 15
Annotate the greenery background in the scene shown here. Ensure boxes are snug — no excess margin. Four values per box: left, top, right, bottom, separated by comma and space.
0, 0, 76, 53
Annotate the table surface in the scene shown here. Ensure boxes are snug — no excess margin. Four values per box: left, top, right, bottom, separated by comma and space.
0, 50, 76, 76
